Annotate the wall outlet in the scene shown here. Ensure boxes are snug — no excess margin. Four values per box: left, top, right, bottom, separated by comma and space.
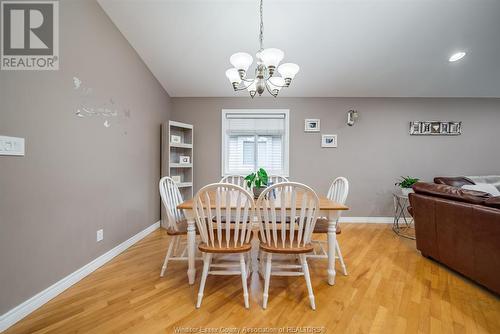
96, 229, 104, 242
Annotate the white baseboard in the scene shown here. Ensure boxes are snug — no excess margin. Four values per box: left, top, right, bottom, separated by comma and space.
0, 221, 161, 333
339, 217, 394, 223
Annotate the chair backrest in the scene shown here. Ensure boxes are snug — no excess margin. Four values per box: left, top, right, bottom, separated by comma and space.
256, 182, 320, 248
327, 177, 349, 205
268, 175, 289, 185
159, 176, 185, 231
193, 183, 255, 248
220, 175, 248, 189
327, 177, 349, 223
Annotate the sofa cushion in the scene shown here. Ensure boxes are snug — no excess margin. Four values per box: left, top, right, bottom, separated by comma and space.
434, 176, 475, 187
462, 183, 500, 196
412, 182, 491, 205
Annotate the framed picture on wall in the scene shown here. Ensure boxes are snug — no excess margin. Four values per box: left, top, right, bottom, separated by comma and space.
321, 134, 337, 148
304, 119, 320, 132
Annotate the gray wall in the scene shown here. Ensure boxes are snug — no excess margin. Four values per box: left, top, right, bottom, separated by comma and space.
171, 97, 500, 216
0, 1, 171, 314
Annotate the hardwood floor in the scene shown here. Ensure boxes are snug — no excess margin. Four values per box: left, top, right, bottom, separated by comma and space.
5, 224, 500, 334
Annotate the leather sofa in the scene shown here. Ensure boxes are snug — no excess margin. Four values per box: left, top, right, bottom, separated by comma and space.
409, 178, 500, 295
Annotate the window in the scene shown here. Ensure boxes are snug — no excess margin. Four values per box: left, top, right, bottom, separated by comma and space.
242, 139, 255, 166
222, 110, 289, 176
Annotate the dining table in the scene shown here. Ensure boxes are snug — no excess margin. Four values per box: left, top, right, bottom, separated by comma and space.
177, 192, 349, 286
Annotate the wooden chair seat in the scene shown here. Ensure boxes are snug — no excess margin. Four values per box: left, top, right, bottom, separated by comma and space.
198, 235, 252, 253
259, 234, 314, 254
313, 218, 341, 234
166, 219, 199, 236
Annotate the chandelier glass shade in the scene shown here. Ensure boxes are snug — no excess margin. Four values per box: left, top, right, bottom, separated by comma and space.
225, 0, 299, 98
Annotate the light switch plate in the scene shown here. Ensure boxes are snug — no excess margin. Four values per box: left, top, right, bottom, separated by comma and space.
96, 229, 104, 242
0, 136, 25, 156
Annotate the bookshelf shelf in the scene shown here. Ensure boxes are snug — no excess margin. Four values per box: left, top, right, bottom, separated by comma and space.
169, 143, 193, 149
176, 182, 193, 188
169, 163, 192, 168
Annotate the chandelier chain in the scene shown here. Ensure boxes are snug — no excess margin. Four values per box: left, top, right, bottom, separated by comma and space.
259, 0, 264, 51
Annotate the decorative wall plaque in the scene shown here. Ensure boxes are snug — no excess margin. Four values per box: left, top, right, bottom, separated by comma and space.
409, 121, 461, 136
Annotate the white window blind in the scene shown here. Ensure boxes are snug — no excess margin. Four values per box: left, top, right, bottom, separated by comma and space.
222, 110, 289, 176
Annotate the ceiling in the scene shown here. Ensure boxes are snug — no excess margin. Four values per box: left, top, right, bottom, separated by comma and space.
97, 0, 500, 98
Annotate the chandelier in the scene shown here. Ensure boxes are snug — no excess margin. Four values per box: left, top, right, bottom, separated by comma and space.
225, 0, 300, 98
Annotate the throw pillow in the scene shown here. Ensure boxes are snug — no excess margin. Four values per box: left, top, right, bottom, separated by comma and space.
462, 183, 500, 196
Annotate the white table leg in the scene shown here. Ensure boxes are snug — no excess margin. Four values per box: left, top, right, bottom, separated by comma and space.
327, 212, 337, 285
185, 210, 196, 285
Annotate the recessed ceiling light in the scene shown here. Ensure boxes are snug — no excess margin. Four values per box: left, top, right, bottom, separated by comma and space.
449, 52, 466, 62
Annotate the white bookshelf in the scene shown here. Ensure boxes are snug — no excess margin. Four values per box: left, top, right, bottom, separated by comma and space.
161, 120, 194, 201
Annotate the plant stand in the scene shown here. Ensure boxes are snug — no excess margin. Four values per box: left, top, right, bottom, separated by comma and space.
392, 193, 415, 240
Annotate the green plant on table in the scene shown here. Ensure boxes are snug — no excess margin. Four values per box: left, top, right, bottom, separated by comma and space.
245, 168, 268, 189
395, 176, 420, 188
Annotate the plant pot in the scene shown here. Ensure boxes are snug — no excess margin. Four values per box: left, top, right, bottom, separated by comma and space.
401, 188, 414, 196
253, 187, 265, 199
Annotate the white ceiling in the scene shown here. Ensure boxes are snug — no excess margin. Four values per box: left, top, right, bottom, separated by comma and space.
98, 0, 500, 97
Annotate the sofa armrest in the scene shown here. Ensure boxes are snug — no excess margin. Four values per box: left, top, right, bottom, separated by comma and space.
409, 193, 439, 258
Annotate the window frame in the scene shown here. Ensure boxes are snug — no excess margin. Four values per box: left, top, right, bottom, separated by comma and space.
221, 109, 290, 177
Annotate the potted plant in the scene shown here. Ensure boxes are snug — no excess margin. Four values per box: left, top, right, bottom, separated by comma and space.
395, 176, 420, 196
245, 168, 269, 198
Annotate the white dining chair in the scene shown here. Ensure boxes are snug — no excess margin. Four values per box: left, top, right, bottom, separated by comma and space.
267, 175, 289, 185
252, 175, 290, 263
220, 175, 249, 189
159, 176, 198, 277
256, 182, 320, 310
309, 177, 349, 276
193, 183, 255, 309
